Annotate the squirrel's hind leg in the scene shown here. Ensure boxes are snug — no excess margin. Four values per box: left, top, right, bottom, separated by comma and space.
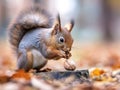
17, 49, 33, 71
17, 49, 48, 72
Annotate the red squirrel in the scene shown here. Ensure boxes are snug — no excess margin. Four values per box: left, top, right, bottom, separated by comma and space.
8, 6, 75, 71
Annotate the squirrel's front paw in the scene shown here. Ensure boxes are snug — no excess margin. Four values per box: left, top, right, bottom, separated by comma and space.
58, 50, 66, 58
65, 52, 72, 59
64, 60, 76, 71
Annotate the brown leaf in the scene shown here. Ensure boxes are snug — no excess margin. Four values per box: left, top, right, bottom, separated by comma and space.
11, 69, 32, 80
0, 75, 10, 83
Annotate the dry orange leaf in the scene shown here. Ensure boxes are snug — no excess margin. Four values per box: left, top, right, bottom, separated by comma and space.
11, 69, 32, 80
0, 75, 10, 83
90, 68, 105, 77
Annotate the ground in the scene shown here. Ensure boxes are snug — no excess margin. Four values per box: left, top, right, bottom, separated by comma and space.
0, 41, 120, 90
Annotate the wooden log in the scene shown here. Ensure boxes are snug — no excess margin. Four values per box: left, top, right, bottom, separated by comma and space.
35, 70, 90, 83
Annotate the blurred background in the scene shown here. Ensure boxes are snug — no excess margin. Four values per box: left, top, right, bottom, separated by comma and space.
0, 0, 120, 70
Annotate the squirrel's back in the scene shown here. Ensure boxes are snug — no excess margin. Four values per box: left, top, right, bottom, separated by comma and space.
8, 6, 53, 54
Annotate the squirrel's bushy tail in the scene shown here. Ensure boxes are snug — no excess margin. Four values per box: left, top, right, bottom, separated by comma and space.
8, 6, 53, 54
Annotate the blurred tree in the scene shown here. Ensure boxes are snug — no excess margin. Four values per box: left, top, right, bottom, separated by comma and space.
102, 0, 112, 42
0, 0, 7, 37
102, 0, 120, 42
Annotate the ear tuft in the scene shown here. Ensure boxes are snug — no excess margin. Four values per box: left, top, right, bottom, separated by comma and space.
52, 14, 61, 35
64, 19, 74, 32
57, 14, 61, 27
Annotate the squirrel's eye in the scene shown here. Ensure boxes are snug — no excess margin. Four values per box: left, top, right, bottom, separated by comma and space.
59, 37, 65, 43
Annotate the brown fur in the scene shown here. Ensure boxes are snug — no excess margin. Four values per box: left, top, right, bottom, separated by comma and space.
8, 6, 53, 55
26, 49, 33, 71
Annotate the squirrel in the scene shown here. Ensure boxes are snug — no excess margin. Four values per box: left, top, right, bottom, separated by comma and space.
8, 6, 75, 71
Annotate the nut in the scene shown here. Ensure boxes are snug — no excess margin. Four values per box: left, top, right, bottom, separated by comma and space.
64, 60, 76, 71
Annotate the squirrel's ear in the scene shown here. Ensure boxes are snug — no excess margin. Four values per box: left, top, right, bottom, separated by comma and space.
52, 24, 59, 35
53, 14, 61, 30
52, 14, 61, 35
64, 20, 74, 32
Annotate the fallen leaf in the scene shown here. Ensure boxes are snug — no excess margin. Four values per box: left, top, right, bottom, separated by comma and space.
0, 75, 10, 83
31, 77, 53, 90
11, 69, 32, 81
90, 68, 105, 77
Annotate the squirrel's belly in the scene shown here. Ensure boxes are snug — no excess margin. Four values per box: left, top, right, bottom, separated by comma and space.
31, 49, 48, 69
